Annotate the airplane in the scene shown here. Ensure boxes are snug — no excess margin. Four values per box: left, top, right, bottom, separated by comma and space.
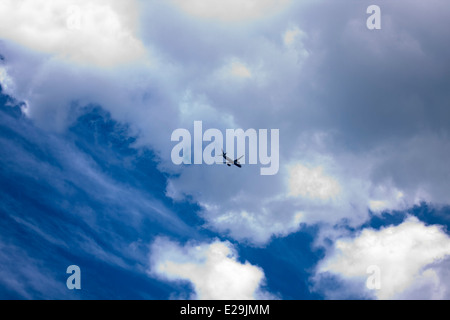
219, 149, 243, 168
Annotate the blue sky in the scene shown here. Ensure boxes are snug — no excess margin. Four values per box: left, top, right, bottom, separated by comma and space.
1, 0, 450, 300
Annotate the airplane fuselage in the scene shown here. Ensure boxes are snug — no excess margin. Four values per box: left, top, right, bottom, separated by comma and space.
222, 152, 241, 168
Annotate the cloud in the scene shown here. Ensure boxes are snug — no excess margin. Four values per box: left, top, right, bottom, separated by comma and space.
223, 59, 253, 79
283, 26, 304, 47
0, 102, 196, 279
2, 0, 450, 250
0, 242, 69, 299
2, 0, 450, 301
315, 216, 450, 299
288, 163, 341, 200
0, 65, 14, 93
2, 0, 310, 246
149, 238, 274, 299
170, 0, 291, 22
0, 0, 145, 67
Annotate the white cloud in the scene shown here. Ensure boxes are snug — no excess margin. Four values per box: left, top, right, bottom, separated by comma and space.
283, 27, 303, 47
149, 238, 274, 300
177, 90, 235, 128
229, 60, 252, 79
170, 0, 291, 22
204, 205, 304, 245
211, 58, 266, 89
368, 184, 407, 212
288, 163, 341, 200
0, 66, 14, 93
0, 0, 145, 67
317, 217, 450, 299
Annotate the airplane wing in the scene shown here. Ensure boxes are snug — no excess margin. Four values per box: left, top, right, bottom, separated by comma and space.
234, 155, 244, 164
225, 156, 234, 163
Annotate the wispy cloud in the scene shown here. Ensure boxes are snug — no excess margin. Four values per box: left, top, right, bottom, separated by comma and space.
0, 100, 199, 298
